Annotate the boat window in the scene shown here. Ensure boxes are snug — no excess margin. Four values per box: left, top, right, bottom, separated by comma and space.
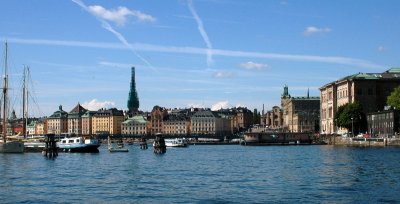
62, 140, 66, 143
77, 139, 80, 142
68, 140, 74, 143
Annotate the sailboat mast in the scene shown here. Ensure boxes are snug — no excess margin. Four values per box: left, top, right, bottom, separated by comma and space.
3, 42, 8, 143
26, 67, 29, 137
22, 66, 26, 138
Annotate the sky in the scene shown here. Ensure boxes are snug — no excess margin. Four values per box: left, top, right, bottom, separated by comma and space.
0, 0, 399, 117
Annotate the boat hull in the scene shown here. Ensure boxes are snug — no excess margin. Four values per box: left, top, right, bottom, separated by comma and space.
59, 144, 100, 153
109, 148, 129, 152
0, 141, 25, 153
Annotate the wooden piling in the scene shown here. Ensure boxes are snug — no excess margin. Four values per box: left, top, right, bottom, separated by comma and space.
42, 134, 58, 158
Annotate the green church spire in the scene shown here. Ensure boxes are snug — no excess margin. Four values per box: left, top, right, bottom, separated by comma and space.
127, 66, 139, 114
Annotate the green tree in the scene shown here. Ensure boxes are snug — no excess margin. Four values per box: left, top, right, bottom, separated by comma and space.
387, 85, 400, 109
253, 108, 261, 124
335, 102, 366, 135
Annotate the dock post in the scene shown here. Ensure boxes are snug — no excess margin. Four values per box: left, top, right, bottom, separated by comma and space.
43, 134, 58, 158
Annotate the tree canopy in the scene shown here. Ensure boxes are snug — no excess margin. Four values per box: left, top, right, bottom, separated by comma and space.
387, 85, 400, 109
334, 102, 366, 134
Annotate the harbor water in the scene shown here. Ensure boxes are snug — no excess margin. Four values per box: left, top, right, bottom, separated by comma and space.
1, 145, 400, 203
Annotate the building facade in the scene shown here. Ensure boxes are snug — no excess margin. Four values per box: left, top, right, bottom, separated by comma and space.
67, 103, 87, 135
82, 111, 96, 136
261, 106, 284, 129
190, 109, 231, 136
163, 114, 189, 136
47, 105, 68, 135
92, 108, 124, 135
320, 68, 400, 134
281, 86, 320, 133
234, 107, 253, 132
121, 115, 148, 136
367, 110, 400, 137
150, 106, 168, 135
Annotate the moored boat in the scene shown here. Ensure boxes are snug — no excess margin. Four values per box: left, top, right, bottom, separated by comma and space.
108, 136, 128, 152
165, 138, 188, 147
0, 42, 24, 153
0, 141, 24, 153
57, 136, 100, 153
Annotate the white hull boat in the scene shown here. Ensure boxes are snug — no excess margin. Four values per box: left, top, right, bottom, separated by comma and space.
164, 138, 188, 147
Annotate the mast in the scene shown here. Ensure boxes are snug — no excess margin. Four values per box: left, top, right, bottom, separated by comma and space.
22, 66, 26, 138
26, 67, 29, 137
3, 42, 8, 143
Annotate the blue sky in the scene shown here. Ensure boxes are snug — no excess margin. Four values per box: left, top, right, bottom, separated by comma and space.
0, 0, 399, 117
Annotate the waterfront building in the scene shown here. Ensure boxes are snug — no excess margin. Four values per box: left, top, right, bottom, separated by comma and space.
162, 114, 189, 136
47, 105, 68, 135
35, 122, 45, 135
92, 108, 124, 136
127, 67, 140, 115
150, 106, 168, 135
367, 109, 400, 137
190, 109, 231, 136
281, 85, 320, 133
13, 124, 23, 135
27, 121, 36, 135
67, 103, 87, 135
261, 106, 284, 130
320, 68, 400, 134
82, 110, 96, 136
121, 115, 148, 136
234, 107, 253, 132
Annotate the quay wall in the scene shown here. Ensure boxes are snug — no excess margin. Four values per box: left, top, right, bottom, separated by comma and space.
327, 136, 400, 146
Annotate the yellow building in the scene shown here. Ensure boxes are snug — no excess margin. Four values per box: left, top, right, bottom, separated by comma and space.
82, 111, 96, 136
47, 105, 68, 135
92, 108, 124, 135
35, 122, 45, 135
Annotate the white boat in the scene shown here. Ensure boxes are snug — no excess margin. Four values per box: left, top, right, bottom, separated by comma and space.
164, 138, 188, 147
108, 136, 128, 152
0, 42, 24, 153
57, 136, 100, 153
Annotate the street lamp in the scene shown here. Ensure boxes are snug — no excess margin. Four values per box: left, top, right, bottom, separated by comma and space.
351, 117, 354, 137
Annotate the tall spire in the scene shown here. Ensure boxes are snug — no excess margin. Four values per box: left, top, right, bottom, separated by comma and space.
127, 66, 139, 114
307, 88, 310, 98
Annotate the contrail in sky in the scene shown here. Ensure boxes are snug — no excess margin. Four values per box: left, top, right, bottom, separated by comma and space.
188, 0, 213, 67
71, 0, 155, 71
2, 36, 386, 70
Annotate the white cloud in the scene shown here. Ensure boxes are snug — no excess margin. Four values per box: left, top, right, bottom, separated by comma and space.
188, 0, 213, 66
72, 0, 155, 70
303, 26, 331, 36
211, 101, 232, 111
378, 46, 386, 52
88, 5, 155, 26
2, 37, 385, 70
239, 61, 268, 70
82, 99, 115, 111
213, 71, 235, 78
188, 103, 204, 108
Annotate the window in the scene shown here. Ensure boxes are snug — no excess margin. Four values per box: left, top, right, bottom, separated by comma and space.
357, 88, 362, 95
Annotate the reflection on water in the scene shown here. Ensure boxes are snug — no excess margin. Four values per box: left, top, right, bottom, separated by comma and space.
0, 145, 400, 203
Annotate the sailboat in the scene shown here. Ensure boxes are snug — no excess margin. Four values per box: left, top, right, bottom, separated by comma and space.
0, 42, 24, 153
